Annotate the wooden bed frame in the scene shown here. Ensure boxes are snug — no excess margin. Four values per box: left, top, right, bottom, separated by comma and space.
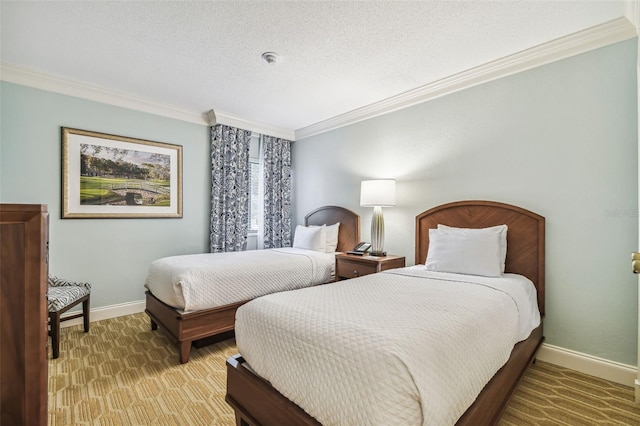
225, 200, 545, 426
145, 205, 360, 364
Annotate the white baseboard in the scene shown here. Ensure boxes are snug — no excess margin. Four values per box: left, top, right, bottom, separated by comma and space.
61, 302, 638, 387
537, 343, 637, 387
60, 299, 145, 328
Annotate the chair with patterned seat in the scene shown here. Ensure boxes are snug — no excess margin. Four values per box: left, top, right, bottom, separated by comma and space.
47, 275, 91, 359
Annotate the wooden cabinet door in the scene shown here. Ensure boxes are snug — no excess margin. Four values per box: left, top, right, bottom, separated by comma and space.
0, 204, 48, 426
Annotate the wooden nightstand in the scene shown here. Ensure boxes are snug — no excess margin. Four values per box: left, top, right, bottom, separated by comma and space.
335, 253, 405, 280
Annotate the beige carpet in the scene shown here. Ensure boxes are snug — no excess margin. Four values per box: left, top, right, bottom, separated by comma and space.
48, 313, 640, 425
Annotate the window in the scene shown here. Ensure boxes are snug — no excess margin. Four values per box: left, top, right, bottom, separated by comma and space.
249, 159, 260, 232
248, 134, 261, 234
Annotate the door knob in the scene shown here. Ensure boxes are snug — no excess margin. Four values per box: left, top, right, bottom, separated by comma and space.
632, 252, 640, 274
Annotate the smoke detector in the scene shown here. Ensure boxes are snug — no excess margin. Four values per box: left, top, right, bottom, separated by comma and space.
261, 52, 282, 65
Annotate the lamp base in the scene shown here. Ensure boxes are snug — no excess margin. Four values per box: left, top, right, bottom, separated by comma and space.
369, 251, 387, 257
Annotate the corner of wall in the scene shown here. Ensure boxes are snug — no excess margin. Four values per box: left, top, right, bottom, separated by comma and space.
626, 0, 640, 32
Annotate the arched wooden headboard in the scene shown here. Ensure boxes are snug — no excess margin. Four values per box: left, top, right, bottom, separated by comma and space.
305, 206, 360, 253
415, 200, 545, 315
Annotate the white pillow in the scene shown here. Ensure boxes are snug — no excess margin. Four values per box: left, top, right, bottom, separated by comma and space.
293, 225, 327, 252
425, 228, 502, 277
310, 222, 340, 252
437, 224, 507, 273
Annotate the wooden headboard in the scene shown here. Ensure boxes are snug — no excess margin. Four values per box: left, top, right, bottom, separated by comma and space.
305, 206, 360, 253
415, 200, 545, 315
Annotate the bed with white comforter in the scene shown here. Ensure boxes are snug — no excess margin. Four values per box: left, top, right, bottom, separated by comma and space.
145, 247, 335, 312
235, 266, 541, 425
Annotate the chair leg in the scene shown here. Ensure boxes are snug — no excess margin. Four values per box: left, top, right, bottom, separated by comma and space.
82, 296, 90, 333
50, 311, 61, 359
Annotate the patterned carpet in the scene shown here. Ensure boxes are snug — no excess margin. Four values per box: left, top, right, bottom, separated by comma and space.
48, 313, 640, 425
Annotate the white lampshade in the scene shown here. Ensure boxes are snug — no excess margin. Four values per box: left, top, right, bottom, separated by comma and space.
360, 180, 396, 207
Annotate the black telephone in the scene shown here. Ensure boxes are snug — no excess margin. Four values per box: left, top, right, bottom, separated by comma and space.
347, 242, 371, 256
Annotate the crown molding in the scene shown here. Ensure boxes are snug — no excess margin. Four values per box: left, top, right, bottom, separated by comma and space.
0, 63, 210, 125
0, 63, 296, 139
2, 16, 636, 142
208, 109, 296, 141
295, 17, 638, 140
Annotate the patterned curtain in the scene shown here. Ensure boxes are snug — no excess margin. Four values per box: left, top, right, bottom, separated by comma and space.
262, 135, 292, 249
210, 124, 251, 252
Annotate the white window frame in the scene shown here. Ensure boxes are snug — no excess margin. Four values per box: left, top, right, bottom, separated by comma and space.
246, 134, 263, 250
248, 157, 260, 234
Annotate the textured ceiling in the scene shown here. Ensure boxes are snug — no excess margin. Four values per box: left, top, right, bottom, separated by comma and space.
0, 1, 630, 134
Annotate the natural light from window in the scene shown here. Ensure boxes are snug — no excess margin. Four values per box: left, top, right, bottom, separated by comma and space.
249, 159, 259, 232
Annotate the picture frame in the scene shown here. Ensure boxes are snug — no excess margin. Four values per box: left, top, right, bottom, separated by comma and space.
61, 127, 183, 218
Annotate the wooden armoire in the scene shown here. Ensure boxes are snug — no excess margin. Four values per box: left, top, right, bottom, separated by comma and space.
0, 204, 49, 425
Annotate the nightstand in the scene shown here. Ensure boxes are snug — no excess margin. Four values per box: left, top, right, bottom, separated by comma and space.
335, 253, 405, 280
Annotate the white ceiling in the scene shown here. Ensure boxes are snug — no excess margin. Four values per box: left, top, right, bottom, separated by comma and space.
0, 1, 633, 138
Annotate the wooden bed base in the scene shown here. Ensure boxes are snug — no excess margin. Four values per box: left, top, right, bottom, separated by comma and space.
145, 291, 243, 363
225, 200, 546, 425
145, 205, 360, 364
226, 326, 543, 426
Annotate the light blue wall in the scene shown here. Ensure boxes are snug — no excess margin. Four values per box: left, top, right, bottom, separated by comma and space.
292, 40, 639, 365
1, 39, 637, 366
0, 82, 211, 308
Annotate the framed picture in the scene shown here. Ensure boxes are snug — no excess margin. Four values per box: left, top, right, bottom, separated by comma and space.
62, 127, 183, 218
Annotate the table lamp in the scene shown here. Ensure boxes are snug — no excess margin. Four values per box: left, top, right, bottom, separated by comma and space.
360, 179, 396, 256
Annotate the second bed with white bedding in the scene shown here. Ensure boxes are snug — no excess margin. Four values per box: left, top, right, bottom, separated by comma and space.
235, 266, 541, 426
145, 247, 335, 312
